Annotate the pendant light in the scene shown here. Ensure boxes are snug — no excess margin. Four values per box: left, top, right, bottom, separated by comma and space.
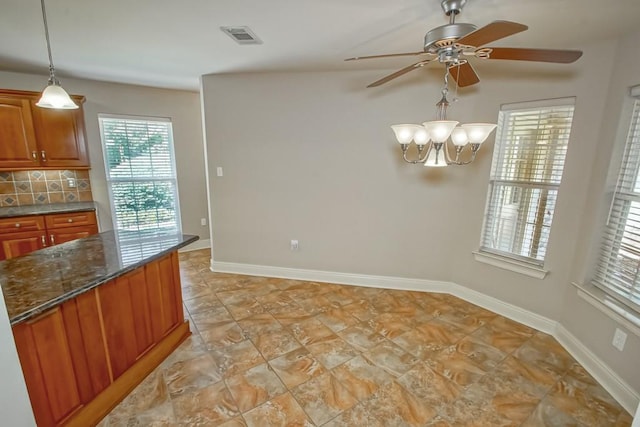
36, 0, 78, 109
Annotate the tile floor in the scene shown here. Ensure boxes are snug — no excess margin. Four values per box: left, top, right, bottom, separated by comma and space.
99, 249, 633, 426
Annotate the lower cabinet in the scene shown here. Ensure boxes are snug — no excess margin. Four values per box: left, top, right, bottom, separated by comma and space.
0, 230, 47, 259
12, 252, 187, 427
0, 211, 98, 260
12, 307, 84, 426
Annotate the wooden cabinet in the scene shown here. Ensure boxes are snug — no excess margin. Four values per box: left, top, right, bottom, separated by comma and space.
46, 211, 98, 246
0, 215, 46, 259
13, 307, 84, 426
0, 95, 38, 169
12, 252, 188, 427
30, 100, 89, 168
0, 89, 89, 170
0, 211, 97, 260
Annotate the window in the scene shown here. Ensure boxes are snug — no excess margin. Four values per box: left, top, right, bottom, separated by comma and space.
480, 98, 575, 266
98, 115, 181, 238
594, 86, 640, 310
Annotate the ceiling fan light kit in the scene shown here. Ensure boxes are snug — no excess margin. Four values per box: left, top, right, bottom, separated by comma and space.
348, 0, 582, 168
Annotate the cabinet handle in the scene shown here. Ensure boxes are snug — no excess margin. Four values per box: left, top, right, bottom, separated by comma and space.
41, 235, 47, 247
67, 218, 73, 223
50, 234, 55, 245
31, 151, 38, 161
14, 223, 20, 228
41, 151, 47, 162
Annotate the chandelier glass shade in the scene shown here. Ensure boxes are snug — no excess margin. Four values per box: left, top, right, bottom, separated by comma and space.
391, 73, 496, 167
36, 0, 78, 110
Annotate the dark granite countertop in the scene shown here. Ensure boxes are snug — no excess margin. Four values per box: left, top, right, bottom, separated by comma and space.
0, 201, 98, 218
0, 230, 198, 325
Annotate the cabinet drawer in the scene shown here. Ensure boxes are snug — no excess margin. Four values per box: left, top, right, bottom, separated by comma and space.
45, 211, 97, 229
0, 216, 45, 233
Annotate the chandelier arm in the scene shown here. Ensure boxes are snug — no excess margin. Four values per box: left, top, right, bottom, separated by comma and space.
442, 141, 455, 165
401, 144, 429, 164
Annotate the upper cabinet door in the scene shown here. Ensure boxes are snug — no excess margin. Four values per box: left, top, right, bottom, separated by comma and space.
30, 98, 90, 168
0, 96, 39, 168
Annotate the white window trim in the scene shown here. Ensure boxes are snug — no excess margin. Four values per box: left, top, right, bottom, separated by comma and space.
473, 251, 548, 279
98, 113, 182, 237
572, 281, 640, 338
589, 84, 640, 313
476, 97, 576, 274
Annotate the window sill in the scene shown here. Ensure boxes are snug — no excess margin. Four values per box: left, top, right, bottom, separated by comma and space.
473, 251, 548, 279
571, 282, 640, 337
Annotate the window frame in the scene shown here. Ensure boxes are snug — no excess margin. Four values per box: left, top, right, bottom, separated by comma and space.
478, 97, 576, 269
98, 113, 182, 238
593, 85, 640, 313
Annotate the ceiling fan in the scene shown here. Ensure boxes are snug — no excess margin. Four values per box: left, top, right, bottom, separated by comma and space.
346, 0, 583, 88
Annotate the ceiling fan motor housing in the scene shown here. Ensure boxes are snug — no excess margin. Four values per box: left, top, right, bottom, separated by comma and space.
424, 23, 477, 53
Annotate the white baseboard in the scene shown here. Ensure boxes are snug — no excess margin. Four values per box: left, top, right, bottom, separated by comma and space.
451, 284, 557, 334
210, 260, 639, 414
555, 324, 639, 414
179, 238, 211, 252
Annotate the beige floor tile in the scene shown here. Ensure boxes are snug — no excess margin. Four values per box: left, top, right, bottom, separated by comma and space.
225, 363, 287, 413
243, 392, 313, 427
209, 340, 265, 379
288, 316, 335, 345
103, 254, 632, 426
199, 320, 246, 350
163, 353, 222, 397
338, 323, 386, 352
291, 372, 358, 425
268, 348, 326, 389
172, 381, 239, 425
251, 327, 302, 360
331, 355, 394, 401
362, 341, 420, 378
305, 334, 360, 369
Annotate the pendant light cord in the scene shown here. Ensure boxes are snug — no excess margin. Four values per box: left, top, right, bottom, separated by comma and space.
40, 0, 56, 82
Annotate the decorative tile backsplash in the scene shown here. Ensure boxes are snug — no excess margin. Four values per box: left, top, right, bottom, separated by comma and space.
0, 170, 93, 207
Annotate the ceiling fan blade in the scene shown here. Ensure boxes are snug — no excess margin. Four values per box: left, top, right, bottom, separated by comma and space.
484, 47, 583, 63
345, 52, 430, 61
367, 60, 432, 87
456, 21, 528, 48
448, 62, 480, 87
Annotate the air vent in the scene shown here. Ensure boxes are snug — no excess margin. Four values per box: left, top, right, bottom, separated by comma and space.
220, 26, 263, 45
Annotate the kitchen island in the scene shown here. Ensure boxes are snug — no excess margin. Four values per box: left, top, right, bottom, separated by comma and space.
0, 230, 198, 426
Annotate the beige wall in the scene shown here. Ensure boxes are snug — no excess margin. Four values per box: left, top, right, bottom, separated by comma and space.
0, 71, 209, 241
201, 34, 640, 397
561, 30, 640, 392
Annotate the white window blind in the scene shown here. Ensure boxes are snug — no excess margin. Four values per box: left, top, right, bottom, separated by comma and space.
480, 98, 575, 265
594, 92, 640, 310
98, 115, 181, 238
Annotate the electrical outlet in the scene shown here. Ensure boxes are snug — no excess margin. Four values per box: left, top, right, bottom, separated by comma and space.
216, 167, 223, 177
67, 178, 77, 188
612, 328, 627, 351
290, 240, 299, 251
200, 218, 207, 226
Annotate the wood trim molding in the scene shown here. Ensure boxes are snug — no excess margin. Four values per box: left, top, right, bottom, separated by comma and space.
64, 322, 189, 427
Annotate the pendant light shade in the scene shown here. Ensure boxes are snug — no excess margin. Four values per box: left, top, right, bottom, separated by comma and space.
37, 0, 78, 110
37, 82, 78, 109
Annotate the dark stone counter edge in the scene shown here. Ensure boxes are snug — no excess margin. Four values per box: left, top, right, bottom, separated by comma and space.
9, 234, 199, 325
0, 202, 98, 218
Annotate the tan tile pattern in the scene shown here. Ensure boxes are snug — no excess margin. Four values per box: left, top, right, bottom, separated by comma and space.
100, 249, 633, 426
0, 170, 92, 206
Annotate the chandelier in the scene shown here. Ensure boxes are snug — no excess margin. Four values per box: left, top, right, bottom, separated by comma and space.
391, 71, 496, 167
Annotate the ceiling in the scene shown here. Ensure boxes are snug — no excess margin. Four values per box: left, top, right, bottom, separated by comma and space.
1, 0, 639, 91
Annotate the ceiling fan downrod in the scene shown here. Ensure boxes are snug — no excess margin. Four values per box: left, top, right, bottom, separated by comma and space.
441, 0, 467, 23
